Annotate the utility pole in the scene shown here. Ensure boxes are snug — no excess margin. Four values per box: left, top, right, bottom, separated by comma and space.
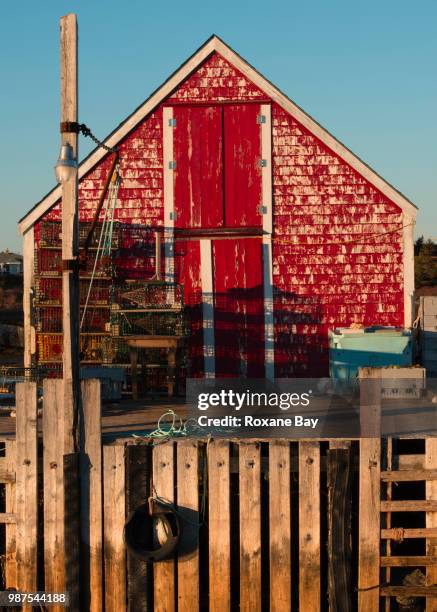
60, 14, 80, 453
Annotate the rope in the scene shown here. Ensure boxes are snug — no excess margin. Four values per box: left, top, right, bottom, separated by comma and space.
132, 409, 202, 443
80, 166, 120, 331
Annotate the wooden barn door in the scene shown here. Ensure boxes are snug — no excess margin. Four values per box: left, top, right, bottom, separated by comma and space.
167, 102, 273, 379
213, 238, 265, 377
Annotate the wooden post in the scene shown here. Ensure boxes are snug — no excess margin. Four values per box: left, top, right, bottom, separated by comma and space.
15, 382, 38, 599
60, 13, 80, 453
269, 441, 291, 612
298, 441, 321, 612
208, 440, 231, 612
176, 440, 199, 612
358, 368, 381, 611
103, 444, 127, 612
43, 379, 65, 610
5, 440, 17, 588
80, 379, 103, 612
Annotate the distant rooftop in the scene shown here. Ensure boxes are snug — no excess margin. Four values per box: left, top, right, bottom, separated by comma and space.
0, 250, 23, 264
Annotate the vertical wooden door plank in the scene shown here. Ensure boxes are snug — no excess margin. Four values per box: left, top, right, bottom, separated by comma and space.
15, 381, 38, 596
426, 437, 437, 612
208, 440, 231, 612
103, 444, 127, 612
64, 453, 81, 612
5, 439, 16, 588
327, 442, 352, 612
177, 440, 199, 612
153, 442, 175, 612
358, 438, 381, 611
239, 442, 261, 612
125, 444, 152, 612
81, 379, 103, 612
299, 441, 320, 612
43, 379, 65, 607
269, 441, 291, 612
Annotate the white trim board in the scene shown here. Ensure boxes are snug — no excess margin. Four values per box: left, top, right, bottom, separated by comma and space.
19, 35, 417, 234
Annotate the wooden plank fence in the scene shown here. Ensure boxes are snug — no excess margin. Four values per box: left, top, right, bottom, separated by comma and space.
0, 378, 435, 610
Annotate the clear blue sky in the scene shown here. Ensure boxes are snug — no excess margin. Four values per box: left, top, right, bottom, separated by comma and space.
1, 0, 436, 252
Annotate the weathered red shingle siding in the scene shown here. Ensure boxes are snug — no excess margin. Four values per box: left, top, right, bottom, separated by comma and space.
35, 52, 405, 376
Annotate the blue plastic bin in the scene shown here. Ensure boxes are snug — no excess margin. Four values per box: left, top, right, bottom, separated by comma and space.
329, 326, 412, 381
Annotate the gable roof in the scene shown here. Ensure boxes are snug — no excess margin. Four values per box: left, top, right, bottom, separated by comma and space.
0, 251, 23, 264
19, 35, 417, 234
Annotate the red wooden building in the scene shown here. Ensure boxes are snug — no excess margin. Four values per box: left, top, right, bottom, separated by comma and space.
19, 36, 417, 379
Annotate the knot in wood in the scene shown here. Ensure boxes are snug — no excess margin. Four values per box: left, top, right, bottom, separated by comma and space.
50, 461, 57, 469
247, 460, 255, 468
217, 461, 224, 467
24, 459, 31, 466
185, 462, 191, 469
306, 457, 314, 465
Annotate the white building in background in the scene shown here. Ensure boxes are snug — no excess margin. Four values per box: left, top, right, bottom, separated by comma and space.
0, 250, 23, 275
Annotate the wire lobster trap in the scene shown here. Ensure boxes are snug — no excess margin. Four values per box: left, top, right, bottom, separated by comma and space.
111, 281, 184, 310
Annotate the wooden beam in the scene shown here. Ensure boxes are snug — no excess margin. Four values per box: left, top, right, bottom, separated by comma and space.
426, 437, 437, 612
381, 528, 437, 539
125, 445, 152, 612
81, 379, 103, 612
22, 228, 34, 370
381, 586, 437, 597
299, 441, 321, 612
64, 453, 81, 612
381, 500, 437, 512
208, 440, 231, 612
60, 13, 80, 454
327, 444, 352, 612
200, 239, 215, 377
163, 106, 175, 283
381, 556, 437, 567
269, 441, 291, 612
358, 436, 380, 611
239, 442, 261, 612
15, 382, 38, 598
43, 379, 65, 610
5, 440, 16, 588
381, 469, 437, 481
153, 442, 175, 612
103, 444, 127, 612
176, 440, 199, 612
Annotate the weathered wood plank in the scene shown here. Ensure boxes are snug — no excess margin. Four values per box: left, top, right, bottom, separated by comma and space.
239, 442, 261, 612
327, 444, 352, 612
382, 469, 437, 481
426, 437, 437, 612
398, 454, 426, 470
153, 442, 175, 612
64, 453, 81, 612
81, 379, 103, 612
381, 528, 437, 539
299, 441, 320, 612
0, 513, 16, 524
0, 460, 15, 484
126, 444, 152, 612
358, 368, 381, 612
381, 586, 437, 597
358, 438, 381, 610
381, 500, 437, 512
15, 381, 38, 599
5, 440, 16, 588
208, 440, 230, 612
43, 379, 64, 608
177, 440, 199, 612
269, 441, 291, 612
103, 444, 127, 612
381, 556, 437, 567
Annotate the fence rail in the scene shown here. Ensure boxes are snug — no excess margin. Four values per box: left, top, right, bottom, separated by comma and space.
0, 379, 436, 610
